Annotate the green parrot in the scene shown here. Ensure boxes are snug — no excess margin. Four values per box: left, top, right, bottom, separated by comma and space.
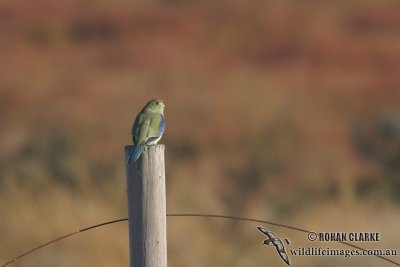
127, 99, 166, 163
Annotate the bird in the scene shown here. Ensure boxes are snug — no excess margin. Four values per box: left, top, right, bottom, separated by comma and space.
127, 99, 166, 163
257, 226, 291, 266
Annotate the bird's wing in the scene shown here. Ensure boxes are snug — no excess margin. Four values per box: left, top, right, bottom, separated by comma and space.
135, 116, 152, 145
257, 226, 270, 236
274, 240, 291, 266
145, 114, 164, 139
278, 251, 291, 266
132, 113, 144, 144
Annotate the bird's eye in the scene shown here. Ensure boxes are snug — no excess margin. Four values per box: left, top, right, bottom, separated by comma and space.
156, 102, 160, 105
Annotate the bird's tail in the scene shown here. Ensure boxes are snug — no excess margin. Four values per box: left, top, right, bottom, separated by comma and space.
127, 145, 145, 163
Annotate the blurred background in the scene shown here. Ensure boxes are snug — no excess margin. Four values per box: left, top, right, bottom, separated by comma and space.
0, 0, 399, 266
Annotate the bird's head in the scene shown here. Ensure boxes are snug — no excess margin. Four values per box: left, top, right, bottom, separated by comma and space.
144, 99, 165, 113
263, 239, 272, 245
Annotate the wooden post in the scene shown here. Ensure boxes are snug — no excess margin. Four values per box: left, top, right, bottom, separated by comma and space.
125, 145, 167, 267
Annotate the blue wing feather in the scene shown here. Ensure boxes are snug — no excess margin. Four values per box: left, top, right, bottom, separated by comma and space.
159, 115, 165, 135
143, 115, 165, 145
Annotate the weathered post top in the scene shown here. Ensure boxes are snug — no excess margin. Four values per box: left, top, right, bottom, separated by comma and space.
125, 145, 167, 267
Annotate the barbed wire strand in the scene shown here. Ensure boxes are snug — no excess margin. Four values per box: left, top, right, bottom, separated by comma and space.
1, 214, 399, 267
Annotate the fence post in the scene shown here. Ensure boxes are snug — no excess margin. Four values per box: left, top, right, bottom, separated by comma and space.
125, 144, 167, 267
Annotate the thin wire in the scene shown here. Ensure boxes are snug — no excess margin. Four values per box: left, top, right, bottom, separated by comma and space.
0, 218, 128, 267
168, 213, 309, 233
168, 214, 400, 267
1, 214, 399, 267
